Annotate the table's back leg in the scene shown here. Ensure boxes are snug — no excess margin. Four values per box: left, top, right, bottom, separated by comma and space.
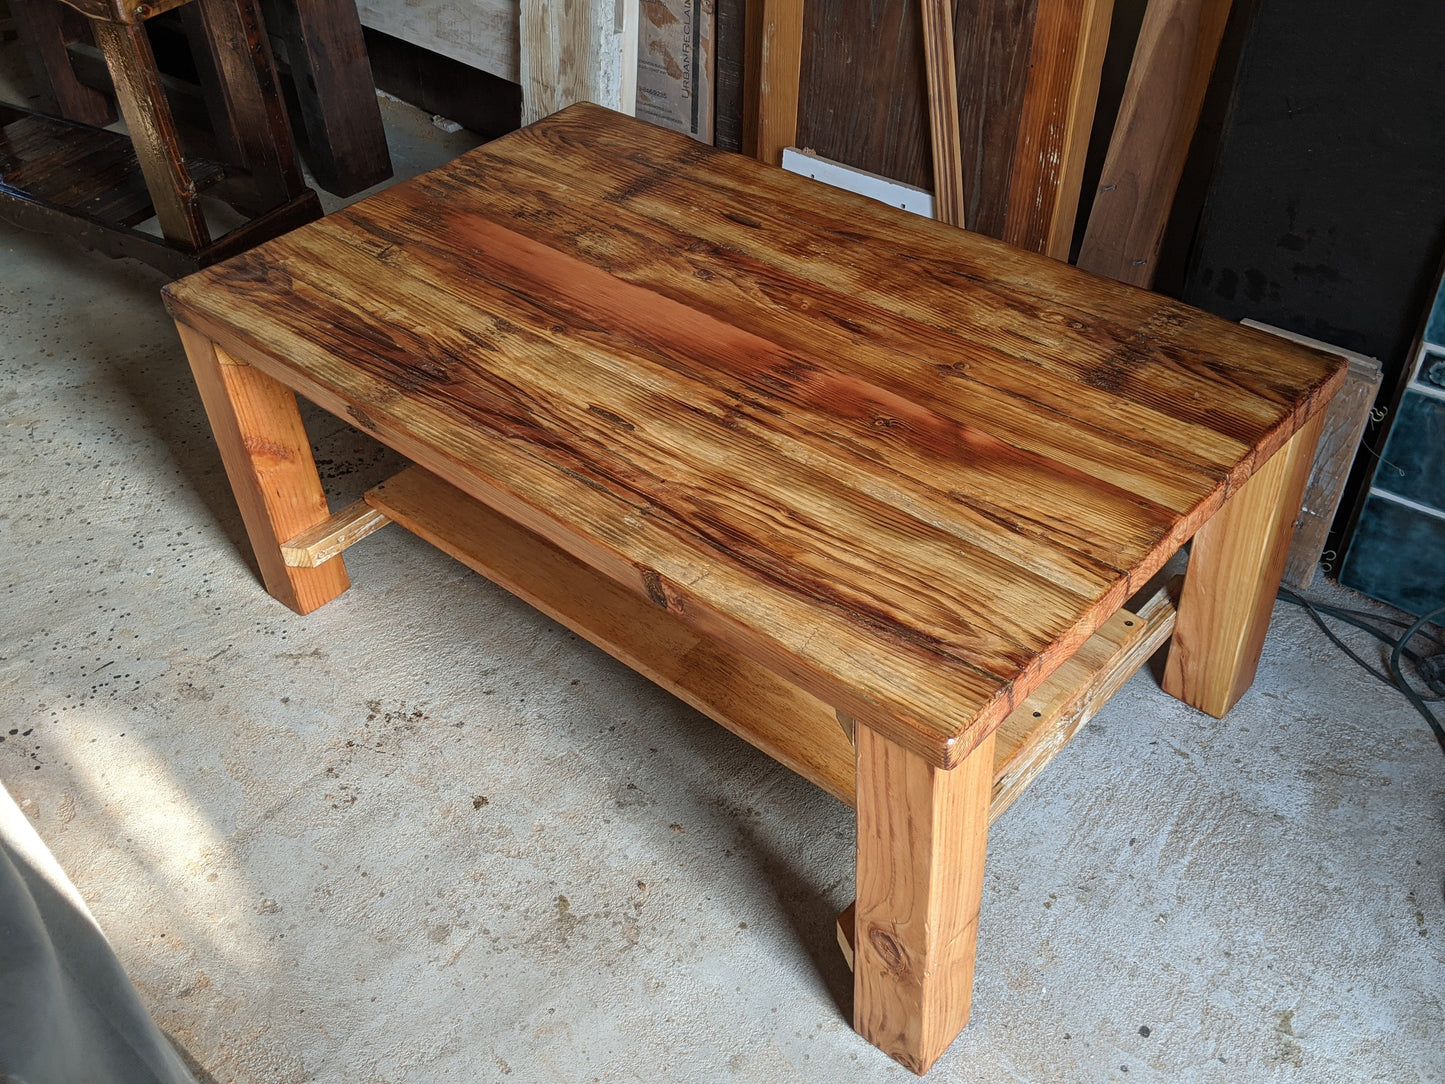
177, 323, 350, 615
1163, 411, 1325, 717
853, 723, 996, 1075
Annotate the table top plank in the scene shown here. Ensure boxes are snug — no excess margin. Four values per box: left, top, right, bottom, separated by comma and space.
319, 203, 1190, 588
189, 220, 1125, 679
480, 106, 1339, 480
407, 157, 1246, 510
169, 264, 1040, 758
163, 103, 1345, 767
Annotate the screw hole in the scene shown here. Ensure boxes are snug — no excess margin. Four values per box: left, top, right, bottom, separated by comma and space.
1032, 711, 1041, 718
1124, 620, 1134, 626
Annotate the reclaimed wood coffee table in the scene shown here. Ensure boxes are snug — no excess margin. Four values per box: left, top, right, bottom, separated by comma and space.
163, 103, 1343, 1073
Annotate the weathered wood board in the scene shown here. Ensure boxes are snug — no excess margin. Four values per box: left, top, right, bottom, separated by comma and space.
520, 0, 639, 124
1241, 320, 1382, 589
354, 0, 518, 83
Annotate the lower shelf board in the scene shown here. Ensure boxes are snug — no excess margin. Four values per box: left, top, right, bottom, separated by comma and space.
363, 465, 1179, 819
0, 102, 222, 229
0, 101, 321, 276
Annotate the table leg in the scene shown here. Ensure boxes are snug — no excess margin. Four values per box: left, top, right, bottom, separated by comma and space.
853, 723, 996, 1075
178, 323, 350, 615
92, 17, 211, 252
1163, 412, 1325, 717
9, 0, 114, 127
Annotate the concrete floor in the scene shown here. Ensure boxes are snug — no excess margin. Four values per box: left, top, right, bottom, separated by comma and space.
2, 60, 1444, 1083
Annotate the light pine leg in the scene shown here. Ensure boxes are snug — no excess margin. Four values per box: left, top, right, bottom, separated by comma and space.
854, 723, 996, 1075
178, 323, 350, 614
1163, 412, 1325, 717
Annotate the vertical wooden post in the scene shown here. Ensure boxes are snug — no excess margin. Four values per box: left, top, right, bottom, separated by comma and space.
177, 323, 351, 615
1003, 0, 1114, 258
854, 723, 996, 1075
1075, 0, 1234, 286
519, 0, 640, 126
9, 0, 115, 127
743, 0, 804, 166
1163, 412, 1324, 717
920, 0, 966, 228
92, 18, 210, 251
257, 0, 393, 197
189, 0, 312, 208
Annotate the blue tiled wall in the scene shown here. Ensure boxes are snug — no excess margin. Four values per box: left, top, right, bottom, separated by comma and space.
1339, 272, 1445, 616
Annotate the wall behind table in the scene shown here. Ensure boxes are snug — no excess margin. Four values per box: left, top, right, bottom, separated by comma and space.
1180, 0, 1445, 557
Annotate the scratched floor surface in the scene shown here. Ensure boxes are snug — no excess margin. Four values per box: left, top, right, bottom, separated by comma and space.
1, 50, 1442, 1083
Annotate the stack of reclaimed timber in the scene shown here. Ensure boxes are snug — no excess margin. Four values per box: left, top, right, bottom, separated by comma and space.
727, 0, 1237, 281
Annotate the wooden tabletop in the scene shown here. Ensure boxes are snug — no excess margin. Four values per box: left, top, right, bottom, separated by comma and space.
163, 102, 1344, 768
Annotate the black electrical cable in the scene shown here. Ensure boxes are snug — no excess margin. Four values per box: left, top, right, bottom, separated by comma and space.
1277, 587, 1445, 756
1390, 606, 1445, 754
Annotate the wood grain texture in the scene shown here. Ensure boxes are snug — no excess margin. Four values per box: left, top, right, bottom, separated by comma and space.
177, 323, 350, 614
366, 465, 857, 805
990, 578, 1176, 817
1238, 323, 1382, 590
280, 497, 390, 567
257, 0, 392, 197
9, 0, 114, 126
164, 103, 1344, 766
920, 0, 965, 226
854, 724, 995, 1074
1076, 0, 1233, 286
713, 0, 746, 151
1003, 0, 1113, 257
191, 0, 309, 208
1163, 410, 1324, 717
93, 18, 209, 250
796, 0, 1036, 237
519, 0, 639, 125
742, 0, 803, 165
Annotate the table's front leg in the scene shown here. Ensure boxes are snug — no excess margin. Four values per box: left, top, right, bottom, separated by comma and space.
177, 323, 350, 615
1163, 412, 1325, 717
853, 722, 996, 1075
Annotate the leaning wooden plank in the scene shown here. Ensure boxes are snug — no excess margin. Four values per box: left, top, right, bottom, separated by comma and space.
280, 498, 391, 567
990, 578, 1178, 819
742, 0, 803, 165
1241, 321, 1383, 590
365, 465, 857, 806
519, 0, 639, 125
1003, 0, 1114, 258
919, 0, 965, 227
353, 0, 518, 83
1076, 0, 1233, 286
